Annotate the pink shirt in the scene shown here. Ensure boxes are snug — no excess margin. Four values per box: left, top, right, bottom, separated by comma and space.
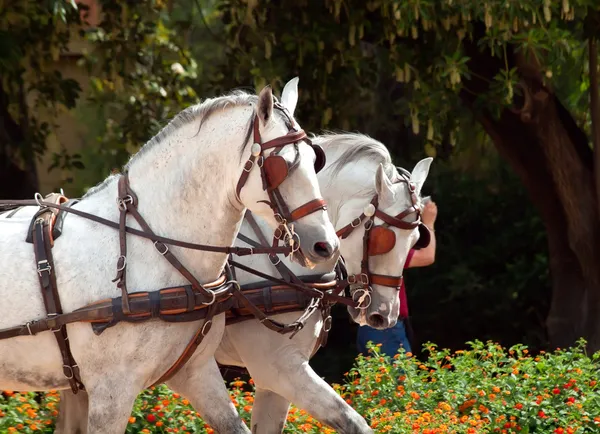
399, 249, 415, 319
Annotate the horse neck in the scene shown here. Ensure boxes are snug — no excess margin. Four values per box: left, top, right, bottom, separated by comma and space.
79, 109, 249, 281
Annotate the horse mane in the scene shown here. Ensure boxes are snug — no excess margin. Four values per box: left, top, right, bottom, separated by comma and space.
312, 132, 399, 198
84, 90, 292, 198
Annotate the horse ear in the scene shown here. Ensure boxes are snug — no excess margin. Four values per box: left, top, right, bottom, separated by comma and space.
257, 85, 274, 126
375, 163, 395, 204
281, 77, 299, 116
411, 157, 433, 196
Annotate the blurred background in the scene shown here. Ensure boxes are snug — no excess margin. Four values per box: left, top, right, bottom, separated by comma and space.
2, 0, 599, 383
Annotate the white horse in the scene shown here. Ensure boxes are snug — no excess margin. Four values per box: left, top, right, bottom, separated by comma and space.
0, 83, 339, 434
54, 83, 432, 433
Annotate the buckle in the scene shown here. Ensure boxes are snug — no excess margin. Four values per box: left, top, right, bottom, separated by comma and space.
117, 195, 134, 211
116, 255, 127, 272
269, 254, 281, 266
201, 319, 212, 336
243, 159, 254, 172
47, 313, 61, 332
350, 217, 362, 228
37, 260, 52, 276
63, 365, 75, 380
154, 241, 169, 255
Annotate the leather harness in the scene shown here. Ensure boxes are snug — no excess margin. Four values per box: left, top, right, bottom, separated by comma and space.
0, 108, 331, 393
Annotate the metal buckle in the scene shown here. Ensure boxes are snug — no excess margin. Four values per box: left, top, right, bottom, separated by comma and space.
348, 274, 369, 285
323, 315, 333, 332
154, 241, 169, 255
364, 219, 374, 231
257, 156, 264, 168
47, 313, 61, 332
63, 365, 75, 380
201, 319, 212, 336
269, 254, 281, 266
117, 195, 134, 211
26, 322, 34, 336
37, 260, 52, 276
243, 159, 254, 172
116, 255, 127, 272
350, 217, 362, 228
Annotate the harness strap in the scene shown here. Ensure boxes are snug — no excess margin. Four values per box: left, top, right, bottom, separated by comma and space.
114, 174, 213, 313
32, 216, 84, 394
289, 198, 327, 222
151, 301, 220, 386
0, 199, 293, 256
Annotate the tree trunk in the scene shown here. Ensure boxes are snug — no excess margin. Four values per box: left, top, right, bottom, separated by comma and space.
460, 29, 600, 352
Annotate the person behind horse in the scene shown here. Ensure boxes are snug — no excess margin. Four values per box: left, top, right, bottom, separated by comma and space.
356, 199, 438, 356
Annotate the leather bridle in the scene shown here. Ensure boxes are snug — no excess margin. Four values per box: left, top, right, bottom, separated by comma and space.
235, 103, 327, 257
335, 169, 431, 310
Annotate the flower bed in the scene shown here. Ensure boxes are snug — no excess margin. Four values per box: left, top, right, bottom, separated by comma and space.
1, 339, 598, 433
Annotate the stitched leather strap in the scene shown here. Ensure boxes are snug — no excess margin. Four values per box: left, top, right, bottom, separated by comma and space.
32, 216, 84, 394
289, 198, 327, 222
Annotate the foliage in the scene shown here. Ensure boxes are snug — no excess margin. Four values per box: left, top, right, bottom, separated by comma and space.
2, 340, 599, 433
405, 143, 550, 352
214, 0, 598, 155
0, 0, 83, 174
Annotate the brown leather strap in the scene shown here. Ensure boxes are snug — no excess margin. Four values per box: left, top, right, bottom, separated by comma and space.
370, 273, 404, 288
0, 277, 233, 339
32, 216, 84, 394
374, 208, 420, 230
289, 198, 327, 222
261, 129, 307, 151
151, 301, 220, 386
0, 199, 293, 256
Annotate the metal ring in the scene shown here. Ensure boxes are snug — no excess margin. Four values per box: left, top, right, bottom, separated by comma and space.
364, 219, 374, 231
257, 156, 264, 168
274, 213, 286, 225
34, 193, 44, 207
116, 255, 127, 271
352, 289, 372, 310
288, 232, 301, 253
323, 315, 333, 332
201, 290, 216, 306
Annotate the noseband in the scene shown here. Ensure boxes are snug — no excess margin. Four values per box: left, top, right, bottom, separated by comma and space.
335, 170, 431, 310
235, 104, 328, 255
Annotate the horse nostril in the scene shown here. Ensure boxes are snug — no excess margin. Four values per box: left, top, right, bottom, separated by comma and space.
313, 241, 333, 258
367, 313, 386, 329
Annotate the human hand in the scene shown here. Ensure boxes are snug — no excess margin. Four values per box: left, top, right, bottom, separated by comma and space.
422, 201, 437, 227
